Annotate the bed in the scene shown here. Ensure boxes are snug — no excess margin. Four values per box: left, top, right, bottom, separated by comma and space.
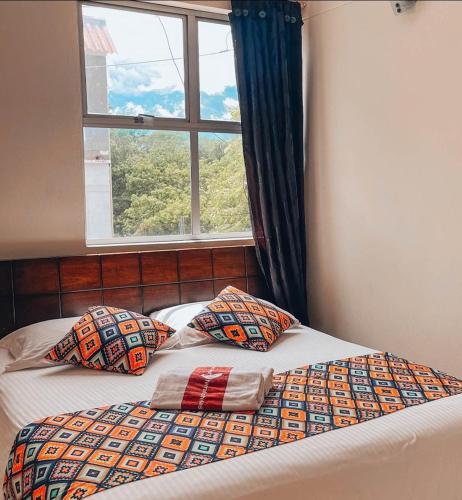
0, 247, 461, 499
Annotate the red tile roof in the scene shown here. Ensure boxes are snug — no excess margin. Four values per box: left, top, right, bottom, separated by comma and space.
83, 16, 117, 56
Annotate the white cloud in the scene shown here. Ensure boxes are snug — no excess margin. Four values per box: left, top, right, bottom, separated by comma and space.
173, 100, 185, 117
134, 67, 184, 94
125, 102, 146, 115
111, 100, 185, 118
112, 101, 146, 115
99, 4, 235, 96
153, 104, 174, 118
107, 62, 184, 96
153, 100, 185, 118
85, 3, 238, 118
224, 97, 239, 109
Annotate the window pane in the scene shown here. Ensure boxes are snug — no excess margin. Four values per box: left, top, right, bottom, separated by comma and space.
82, 5, 185, 118
199, 133, 250, 234
84, 128, 191, 240
198, 21, 239, 122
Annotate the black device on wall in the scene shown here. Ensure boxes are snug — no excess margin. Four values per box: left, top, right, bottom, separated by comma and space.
391, 1, 416, 15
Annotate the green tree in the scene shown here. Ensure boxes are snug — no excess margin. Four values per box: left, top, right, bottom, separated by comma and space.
199, 134, 250, 233
109, 124, 250, 237
111, 130, 191, 236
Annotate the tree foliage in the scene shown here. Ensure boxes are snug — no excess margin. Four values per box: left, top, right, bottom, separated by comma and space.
110, 128, 250, 237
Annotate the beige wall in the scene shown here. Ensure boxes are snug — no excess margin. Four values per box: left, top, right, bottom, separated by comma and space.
153, 1, 231, 11
0, 0, 248, 260
305, 1, 462, 376
0, 1, 87, 259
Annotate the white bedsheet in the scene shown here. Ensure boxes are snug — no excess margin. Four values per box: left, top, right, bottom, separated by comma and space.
1, 326, 461, 500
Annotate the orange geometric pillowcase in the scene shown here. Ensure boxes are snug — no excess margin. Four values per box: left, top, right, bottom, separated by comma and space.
188, 286, 298, 351
45, 306, 175, 375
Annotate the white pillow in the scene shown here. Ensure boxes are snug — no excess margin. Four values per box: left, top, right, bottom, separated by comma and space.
150, 302, 216, 349
0, 348, 14, 373
1, 317, 79, 372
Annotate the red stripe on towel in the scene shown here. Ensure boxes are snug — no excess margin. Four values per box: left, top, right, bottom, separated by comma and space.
181, 367, 232, 410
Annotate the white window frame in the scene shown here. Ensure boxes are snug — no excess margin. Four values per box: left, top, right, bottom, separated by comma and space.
79, 0, 252, 246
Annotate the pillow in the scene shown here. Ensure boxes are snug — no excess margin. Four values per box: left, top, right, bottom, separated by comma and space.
0, 348, 14, 374
45, 306, 175, 375
187, 286, 298, 351
150, 301, 216, 349
3, 308, 179, 373
2, 317, 80, 372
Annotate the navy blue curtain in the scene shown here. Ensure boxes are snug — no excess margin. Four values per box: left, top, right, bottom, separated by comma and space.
229, 0, 308, 324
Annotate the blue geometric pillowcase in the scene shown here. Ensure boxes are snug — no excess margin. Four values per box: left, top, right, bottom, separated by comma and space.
46, 306, 175, 375
187, 286, 298, 351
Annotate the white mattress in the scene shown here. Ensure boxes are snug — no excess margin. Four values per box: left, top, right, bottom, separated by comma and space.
1, 326, 461, 500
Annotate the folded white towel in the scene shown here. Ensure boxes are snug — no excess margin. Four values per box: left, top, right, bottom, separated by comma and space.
150, 366, 274, 411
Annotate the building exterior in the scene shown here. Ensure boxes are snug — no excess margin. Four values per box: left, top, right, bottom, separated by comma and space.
82, 15, 116, 240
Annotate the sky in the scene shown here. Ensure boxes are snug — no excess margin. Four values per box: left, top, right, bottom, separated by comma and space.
83, 4, 239, 120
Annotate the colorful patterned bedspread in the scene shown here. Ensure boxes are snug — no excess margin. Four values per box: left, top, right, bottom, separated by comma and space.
4, 352, 462, 500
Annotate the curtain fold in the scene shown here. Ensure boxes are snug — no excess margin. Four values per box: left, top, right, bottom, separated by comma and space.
230, 0, 308, 324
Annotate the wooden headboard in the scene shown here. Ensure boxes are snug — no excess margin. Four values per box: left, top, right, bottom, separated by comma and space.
0, 245, 268, 338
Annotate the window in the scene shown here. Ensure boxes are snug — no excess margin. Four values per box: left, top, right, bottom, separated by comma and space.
80, 2, 251, 245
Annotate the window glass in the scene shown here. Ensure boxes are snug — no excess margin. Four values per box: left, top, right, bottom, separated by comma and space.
198, 21, 240, 122
199, 132, 250, 234
82, 5, 186, 118
84, 128, 191, 240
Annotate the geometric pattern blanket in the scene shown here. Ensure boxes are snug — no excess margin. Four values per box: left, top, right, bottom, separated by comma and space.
4, 352, 462, 500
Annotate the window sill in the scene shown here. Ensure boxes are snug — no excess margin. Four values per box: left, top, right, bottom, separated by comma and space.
86, 236, 254, 252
